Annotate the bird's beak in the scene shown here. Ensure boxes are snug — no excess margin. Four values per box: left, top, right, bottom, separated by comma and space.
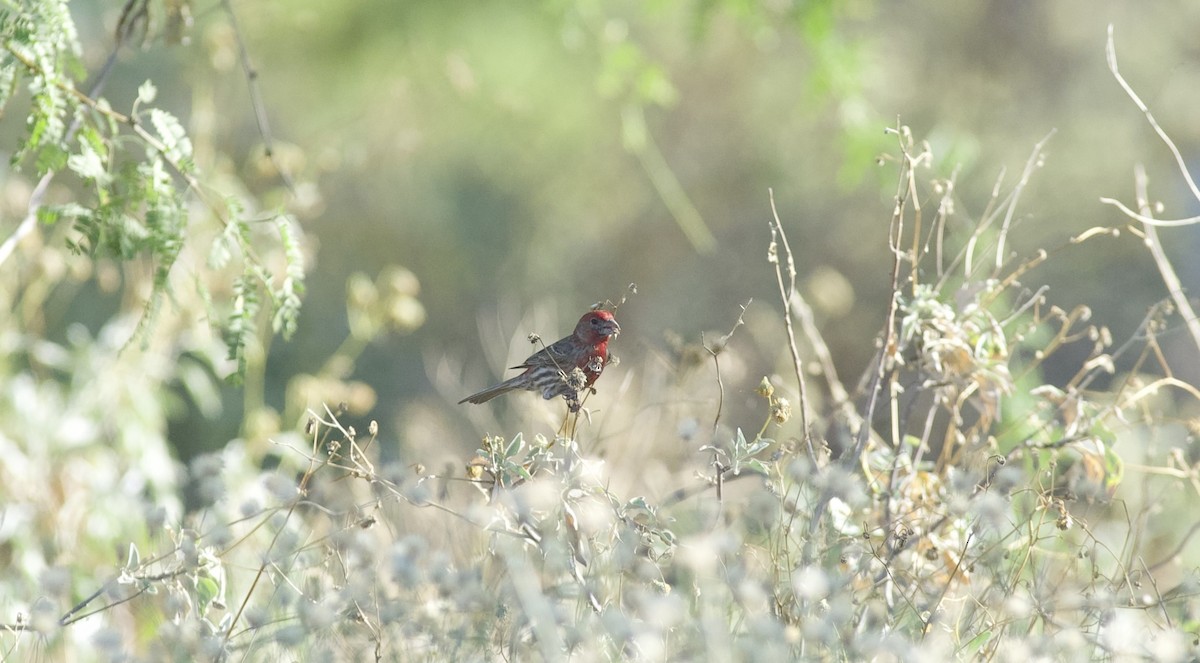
607, 320, 621, 337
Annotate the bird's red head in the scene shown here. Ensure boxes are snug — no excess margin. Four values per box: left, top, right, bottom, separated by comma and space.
574, 310, 621, 344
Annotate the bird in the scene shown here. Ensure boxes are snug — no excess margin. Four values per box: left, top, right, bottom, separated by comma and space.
459, 310, 620, 409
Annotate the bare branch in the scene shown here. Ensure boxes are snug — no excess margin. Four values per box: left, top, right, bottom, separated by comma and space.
1131, 166, 1200, 357
1104, 26, 1200, 358
221, 0, 296, 192
1105, 24, 1200, 205
767, 189, 815, 460
995, 130, 1055, 271
1098, 197, 1200, 227
0, 173, 52, 268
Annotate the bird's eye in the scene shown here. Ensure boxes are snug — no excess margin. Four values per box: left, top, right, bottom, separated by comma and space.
591, 317, 600, 326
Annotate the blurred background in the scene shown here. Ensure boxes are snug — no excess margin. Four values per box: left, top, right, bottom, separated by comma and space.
27, 0, 1200, 468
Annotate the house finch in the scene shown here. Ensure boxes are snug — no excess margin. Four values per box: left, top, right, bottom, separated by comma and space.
459, 310, 621, 409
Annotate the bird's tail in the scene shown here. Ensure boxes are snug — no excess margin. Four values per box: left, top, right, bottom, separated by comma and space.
458, 375, 526, 405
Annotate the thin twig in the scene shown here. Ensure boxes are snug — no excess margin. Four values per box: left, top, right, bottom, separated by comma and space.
702, 330, 723, 434
921, 530, 974, 640
803, 123, 916, 554
995, 130, 1055, 272
932, 165, 959, 280
904, 137, 929, 295
0, 173, 52, 268
766, 189, 815, 460
221, 406, 336, 652
848, 123, 914, 465
1098, 198, 1200, 227
702, 300, 750, 434
624, 105, 716, 253
1131, 166, 1200, 357
793, 282, 849, 407
1147, 519, 1200, 574
220, 0, 295, 192
1102, 26, 1200, 358
1105, 25, 1200, 204
957, 166, 1004, 283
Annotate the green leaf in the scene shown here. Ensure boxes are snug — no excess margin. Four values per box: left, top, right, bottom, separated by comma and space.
67, 141, 110, 184
34, 143, 68, 173
40, 202, 89, 226
137, 79, 157, 104
208, 225, 237, 269
270, 216, 306, 339
597, 41, 640, 99
636, 64, 677, 107
76, 123, 107, 160
37, 205, 60, 225
732, 427, 748, 451
744, 459, 770, 476
125, 543, 141, 569
963, 630, 992, 655
149, 108, 193, 166
511, 464, 533, 482
744, 437, 771, 457
194, 573, 219, 614
223, 272, 261, 382
0, 63, 17, 111
504, 432, 525, 458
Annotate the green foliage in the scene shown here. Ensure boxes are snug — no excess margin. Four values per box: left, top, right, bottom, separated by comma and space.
2, 0, 81, 170
2, 0, 304, 373
5, 128, 1195, 660
225, 270, 261, 380
3, 0, 1199, 660
271, 216, 305, 339
0, 1, 311, 651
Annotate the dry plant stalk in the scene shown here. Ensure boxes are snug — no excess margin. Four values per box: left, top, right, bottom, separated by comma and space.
1100, 24, 1200, 358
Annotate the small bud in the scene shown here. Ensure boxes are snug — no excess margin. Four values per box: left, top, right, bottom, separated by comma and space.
567, 367, 588, 391
466, 456, 487, 480
381, 266, 421, 298
368, 420, 379, 436
346, 273, 378, 312
771, 397, 792, 425
756, 377, 775, 398
528, 333, 541, 345
1056, 512, 1073, 531
387, 296, 426, 333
